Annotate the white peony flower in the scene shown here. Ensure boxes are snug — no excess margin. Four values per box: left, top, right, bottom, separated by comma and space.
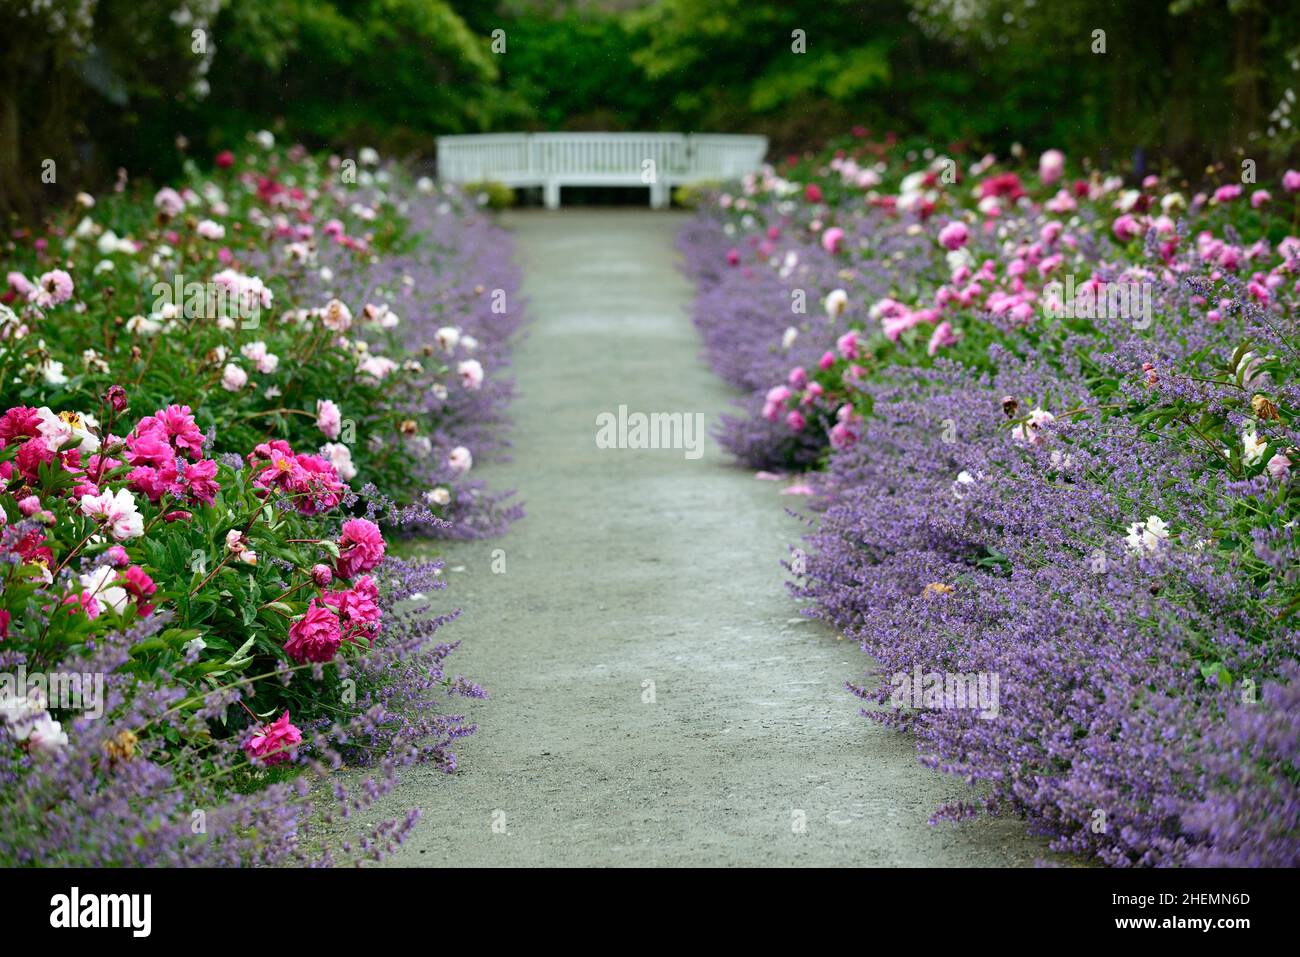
1125, 515, 1171, 556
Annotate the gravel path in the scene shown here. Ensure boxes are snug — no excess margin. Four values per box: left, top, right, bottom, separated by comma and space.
358, 209, 1053, 866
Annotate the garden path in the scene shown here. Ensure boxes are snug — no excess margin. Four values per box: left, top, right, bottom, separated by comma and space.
354, 210, 1052, 865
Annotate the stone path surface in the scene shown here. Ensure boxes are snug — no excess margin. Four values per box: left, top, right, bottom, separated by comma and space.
355, 209, 1053, 866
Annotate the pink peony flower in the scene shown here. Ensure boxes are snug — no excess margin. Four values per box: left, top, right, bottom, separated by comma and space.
153, 187, 185, 217
938, 221, 968, 250
458, 359, 485, 390
0, 406, 42, 442
335, 518, 386, 578
321, 575, 382, 644
244, 711, 302, 766
821, 227, 845, 254
786, 410, 806, 432
284, 600, 343, 663
123, 566, 157, 616
1038, 149, 1065, 185
927, 320, 959, 356
1267, 452, 1292, 481
1112, 214, 1142, 242
32, 270, 74, 308
316, 399, 342, 440
1283, 169, 1300, 193
447, 446, 473, 473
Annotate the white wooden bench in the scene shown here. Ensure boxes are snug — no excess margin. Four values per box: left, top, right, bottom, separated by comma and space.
436, 132, 768, 209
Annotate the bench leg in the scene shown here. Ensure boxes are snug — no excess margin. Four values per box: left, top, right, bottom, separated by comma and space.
544, 180, 561, 210
649, 181, 670, 210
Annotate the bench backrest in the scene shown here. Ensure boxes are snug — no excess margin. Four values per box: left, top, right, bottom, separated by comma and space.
436, 132, 768, 183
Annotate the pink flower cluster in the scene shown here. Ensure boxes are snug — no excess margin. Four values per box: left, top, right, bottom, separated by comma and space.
248, 440, 345, 515
124, 405, 221, 505
282, 521, 386, 664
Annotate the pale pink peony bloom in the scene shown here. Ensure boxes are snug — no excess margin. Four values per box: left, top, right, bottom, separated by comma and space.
927, 320, 959, 356
79, 488, 144, 541
32, 270, 74, 308
1267, 452, 1292, 481
1038, 149, 1065, 185
448, 445, 473, 474
316, 399, 342, 440
457, 358, 484, 390
221, 363, 248, 391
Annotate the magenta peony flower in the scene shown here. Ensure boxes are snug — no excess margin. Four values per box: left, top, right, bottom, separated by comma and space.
321, 575, 383, 644
938, 221, 968, 250
1283, 169, 1300, 193
0, 406, 42, 442
243, 711, 302, 766
123, 566, 157, 616
283, 600, 343, 663
335, 518, 386, 578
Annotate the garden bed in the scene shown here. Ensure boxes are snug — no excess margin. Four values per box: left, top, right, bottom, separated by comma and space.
680, 135, 1300, 866
0, 134, 519, 865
